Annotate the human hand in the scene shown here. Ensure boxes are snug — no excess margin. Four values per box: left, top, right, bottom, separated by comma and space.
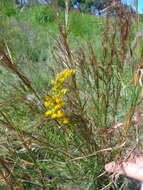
105, 155, 143, 182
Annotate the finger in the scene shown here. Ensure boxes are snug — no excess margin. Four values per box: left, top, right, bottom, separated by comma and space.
105, 161, 118, 173
105, 161, 143, 182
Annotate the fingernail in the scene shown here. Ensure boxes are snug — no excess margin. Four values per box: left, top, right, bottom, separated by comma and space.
105, 162, 115, 172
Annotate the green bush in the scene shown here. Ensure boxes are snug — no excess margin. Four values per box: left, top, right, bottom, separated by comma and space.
57, 0, 65, 7
36, 6, 56, 24
0, 0, 17, 17
56, 0, 72, 8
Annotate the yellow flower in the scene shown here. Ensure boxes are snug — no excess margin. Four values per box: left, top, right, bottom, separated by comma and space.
45, 110, 52, 117
56, 73, 60, 80
45, 69, 76, 125
44, 101, 51, 107
57, 110, 64, 118
63, 117, 69, 124
55, 97, 62, 104
51, 113, 57, 119
54, 104, 63, 111
62, 69, 69, 78
59, 77, 65, 83
51, 80, 55, 85
45, 95, 50, 101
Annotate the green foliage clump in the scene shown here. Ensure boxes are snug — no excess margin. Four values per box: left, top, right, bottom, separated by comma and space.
36, 5, 56, 24
57, 0, 66, 8
0, 0, 17, 17
56, 0, 72, 8
69, 12, 90, 36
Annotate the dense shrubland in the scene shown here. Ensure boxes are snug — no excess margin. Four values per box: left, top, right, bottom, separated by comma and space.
0, 1, 143, 189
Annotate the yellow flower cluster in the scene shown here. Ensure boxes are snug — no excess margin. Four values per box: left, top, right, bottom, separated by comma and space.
45, 69, 76, 125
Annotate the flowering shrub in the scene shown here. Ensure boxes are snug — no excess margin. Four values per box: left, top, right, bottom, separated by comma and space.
0, 2, 142, 189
